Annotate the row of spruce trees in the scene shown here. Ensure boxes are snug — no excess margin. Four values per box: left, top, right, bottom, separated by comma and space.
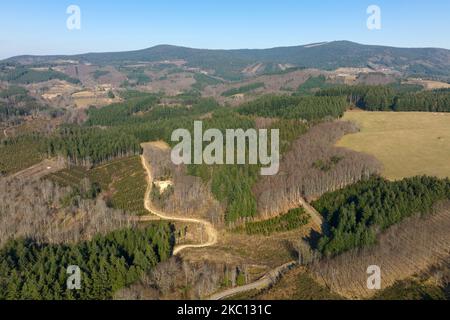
0, 224, 174, 300
313, 176, 450, 257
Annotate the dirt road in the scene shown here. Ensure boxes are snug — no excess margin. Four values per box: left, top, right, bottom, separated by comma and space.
208, 261, 297, 300
140, 153, 218, 255
2, 124, 21, 139
299, 197, 326, 233
139, 142, 322, 298
7, 158, 65, 181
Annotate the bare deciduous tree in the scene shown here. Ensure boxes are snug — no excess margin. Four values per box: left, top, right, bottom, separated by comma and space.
0, 177, 135, 246
254, 121, 382, 218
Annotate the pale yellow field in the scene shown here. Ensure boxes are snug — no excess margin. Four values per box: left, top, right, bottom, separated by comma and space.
404, 79, 450, 90
337, 111, 450, 180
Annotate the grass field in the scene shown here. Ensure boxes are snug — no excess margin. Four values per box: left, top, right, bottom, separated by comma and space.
47, 156, 147, 215
337, 111, 450, 180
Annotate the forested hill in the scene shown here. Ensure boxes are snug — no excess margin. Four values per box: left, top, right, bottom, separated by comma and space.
5, 41, 450, 80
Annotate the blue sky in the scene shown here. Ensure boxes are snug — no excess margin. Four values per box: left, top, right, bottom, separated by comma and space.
1, 0, 449, 59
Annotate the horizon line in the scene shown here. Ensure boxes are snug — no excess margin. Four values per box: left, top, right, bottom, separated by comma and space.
3, 40, 450, 61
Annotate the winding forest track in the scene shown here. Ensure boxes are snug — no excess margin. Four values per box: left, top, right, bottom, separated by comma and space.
139, 152, 218, 255
2, 124, 21, 139
138, 142, 324, 299
208, 261, 297, 300
299, 197, 327, 233
6, 158, 65, 181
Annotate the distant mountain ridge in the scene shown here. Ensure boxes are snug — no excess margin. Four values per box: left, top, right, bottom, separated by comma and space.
4, 41, 450, 81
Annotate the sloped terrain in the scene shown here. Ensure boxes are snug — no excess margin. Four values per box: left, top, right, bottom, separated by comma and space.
311, 202, 450, 299
5, 41, 450, 80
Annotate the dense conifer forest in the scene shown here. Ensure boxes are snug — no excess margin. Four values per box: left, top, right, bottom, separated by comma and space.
317, 85, 450, 112
1, 66, 80, 84
237, 95, 347, 121
0, 224, 174, 300
313, 176, 450, 256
